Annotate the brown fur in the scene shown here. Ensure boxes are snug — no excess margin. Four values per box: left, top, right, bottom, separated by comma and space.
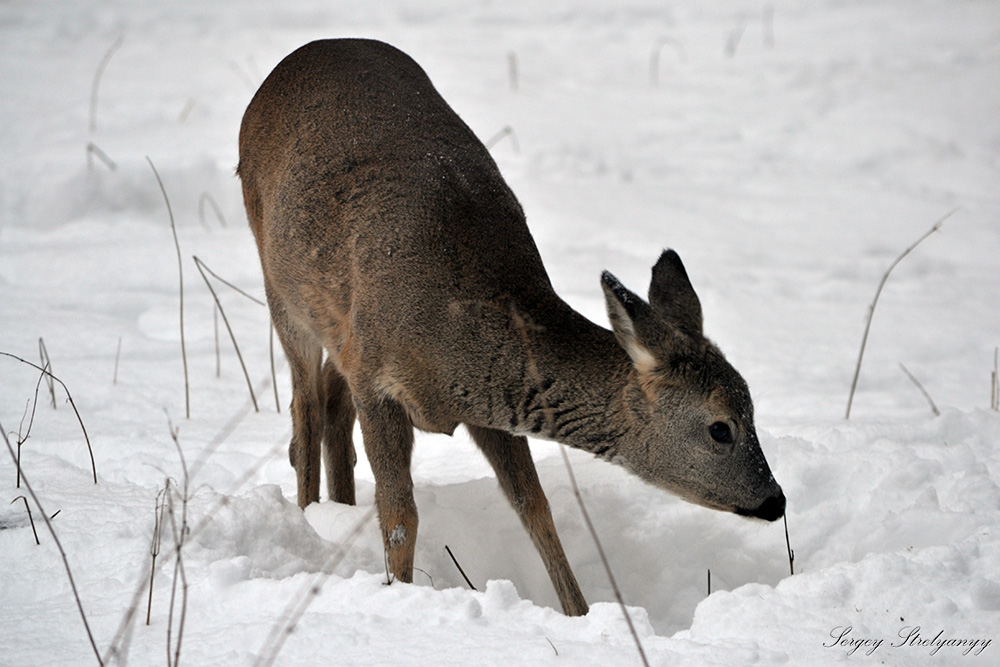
238, 38, 784, 617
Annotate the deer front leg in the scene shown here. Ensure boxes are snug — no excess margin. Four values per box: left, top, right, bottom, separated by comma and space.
322, 359, 357, 505
357, 395, 418, 582
467, 425, 589, 616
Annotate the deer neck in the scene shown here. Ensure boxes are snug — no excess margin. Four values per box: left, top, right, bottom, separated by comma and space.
502, 303, 634, 457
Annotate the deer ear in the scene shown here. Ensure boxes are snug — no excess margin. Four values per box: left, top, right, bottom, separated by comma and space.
601, 270, 659, 373
648, 249, 703, 336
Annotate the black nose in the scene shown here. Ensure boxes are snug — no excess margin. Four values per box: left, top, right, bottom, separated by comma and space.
736, 489, 785, 522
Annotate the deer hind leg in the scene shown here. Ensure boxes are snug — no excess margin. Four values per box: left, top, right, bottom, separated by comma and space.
322, 358, 357, 505
466, 425, 589, 616
267, 291, 324, 509
357, 394, 417, 583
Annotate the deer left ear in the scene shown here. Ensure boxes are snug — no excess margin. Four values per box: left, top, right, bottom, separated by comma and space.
648, 249, 703, 336
601, 270, 660, 373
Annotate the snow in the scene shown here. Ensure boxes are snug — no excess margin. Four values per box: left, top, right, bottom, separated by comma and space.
1, 0, 998, 665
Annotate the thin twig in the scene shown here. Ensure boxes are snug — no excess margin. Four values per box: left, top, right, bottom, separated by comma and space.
649, 36, 687, 86
15, 364, 48, 487
707, 569, 711, 596
113, 337, 122, 385
192, 256, 259, 412
485, 126, 519, 154
147, 156, 190, 419
89, 36, 124, 134
255, 508, 377, 667
178, 99, 195, 124
783, 514, 795, 576
214, 306, 221, 378
11, 496, 40, 545
198, 193, 228, 229
1, 352, 97, 484
991, 347, 998, 411
507, 51, 519, 93
725, 15, 747, 58
845, 208, 958, 419
103, 433, 284, 664
762, 4, 776, 49
86, 142, 117, 171
269, 324, 281, 413
38, 338, 56, 409
1, 424, 103, 665
558, 445, 649, 667
147, 485, 168, 626
165, 419, 190, 667
104, 395, 284, 663
15, 399, 29, 488
192, 257, 267, 306
899, 363, 940, 417
445, 545, 477, 591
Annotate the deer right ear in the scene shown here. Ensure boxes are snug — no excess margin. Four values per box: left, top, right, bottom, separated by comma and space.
648, 249, 703, 336
601, 271, 659, 373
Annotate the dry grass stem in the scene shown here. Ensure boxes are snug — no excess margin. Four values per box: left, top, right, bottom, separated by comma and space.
899, 363, 940, 416
89, 36, 124, 134
192, 256, 260, 412
485, 126, 519, 154
269, 323, 281, 413
725, 15, 747, 58
11, 496, 40, 545
147, 485, 168, 626
845, 208, 958, 419
191, 257, 266, 306
214, 306, 221, 378
14, 363, 48, 487
104, 434, 285, 664
649, 36, 686, 86
507, 51, 518, 93
1, 351, 97, 483
1, 423, 103, 665
147, 156, 190, 419
558, 444, 649, 666
113, 337, 122, 385
38, 338, 56, 409
784, 514, 795, 576
197, 192, 229, 229
86, 142, 117, 171
445, 545, 477, 591
763, 4, 776, 49
991, 347, 998, 411
165, 421, 191, 667
255, 507, 377, 667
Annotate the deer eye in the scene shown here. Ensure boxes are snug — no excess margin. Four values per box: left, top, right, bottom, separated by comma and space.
708, 421, 734, 445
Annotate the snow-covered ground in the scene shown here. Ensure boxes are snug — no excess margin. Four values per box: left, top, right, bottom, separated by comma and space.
2, 1, 998, 664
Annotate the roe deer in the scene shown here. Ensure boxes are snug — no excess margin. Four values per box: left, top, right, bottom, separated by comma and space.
238, 38, 784, 617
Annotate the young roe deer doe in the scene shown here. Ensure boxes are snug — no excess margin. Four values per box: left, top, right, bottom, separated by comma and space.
238, 38, 784, 617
